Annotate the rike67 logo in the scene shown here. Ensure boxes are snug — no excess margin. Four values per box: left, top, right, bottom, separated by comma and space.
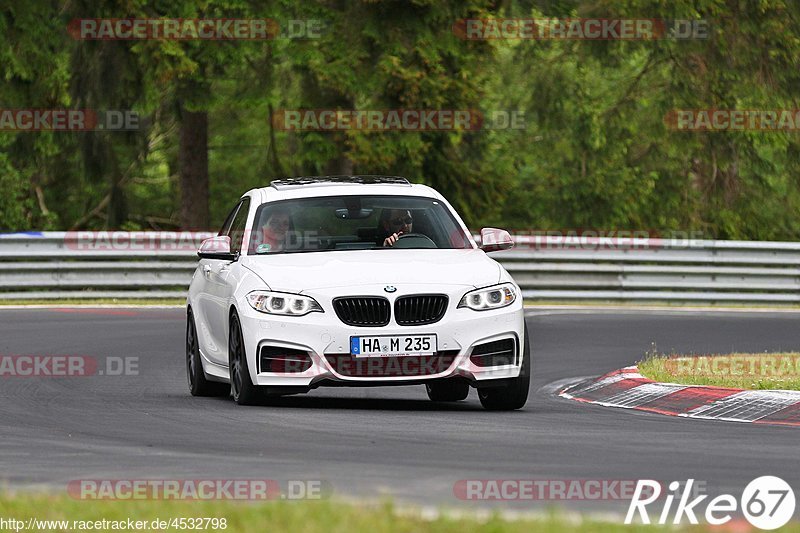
626, 476, 796, 530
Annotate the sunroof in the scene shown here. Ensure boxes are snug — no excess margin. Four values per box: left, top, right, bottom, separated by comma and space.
270, 175, 411, 190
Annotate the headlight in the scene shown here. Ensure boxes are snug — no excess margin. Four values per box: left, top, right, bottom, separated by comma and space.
458, 283, 517, 311
246, 291, 323, 316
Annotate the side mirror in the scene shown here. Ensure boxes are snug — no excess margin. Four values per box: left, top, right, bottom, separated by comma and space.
198, 235, 236, 260
480, 228, 514, 252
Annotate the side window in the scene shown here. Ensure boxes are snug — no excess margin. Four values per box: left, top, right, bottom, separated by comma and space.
229, 198, 251, 255
219, 202, 240, 236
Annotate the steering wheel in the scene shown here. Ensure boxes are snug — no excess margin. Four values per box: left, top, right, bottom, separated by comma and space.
393, 233, 437, 249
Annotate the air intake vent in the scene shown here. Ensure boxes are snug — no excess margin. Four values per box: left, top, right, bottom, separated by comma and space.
394, 295, 448, 326
259, 346, 313, 373
470, 338, 516, 367
333, 297, 391, 327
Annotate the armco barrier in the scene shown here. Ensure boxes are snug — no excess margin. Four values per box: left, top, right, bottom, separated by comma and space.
1, 232, 799, 304
0, 232, 203, 300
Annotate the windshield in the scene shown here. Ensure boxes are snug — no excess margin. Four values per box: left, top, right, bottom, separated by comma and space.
246, 195, 473, 254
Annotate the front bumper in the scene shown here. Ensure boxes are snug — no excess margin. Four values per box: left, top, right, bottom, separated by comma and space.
236, 294, 525, 388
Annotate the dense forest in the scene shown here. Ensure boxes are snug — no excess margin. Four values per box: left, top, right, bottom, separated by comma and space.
2, 1, 800, 239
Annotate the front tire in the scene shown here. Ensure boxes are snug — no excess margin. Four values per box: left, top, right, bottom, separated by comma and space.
229, 311, 264, 405
426, 380, 470, 402
478, 326, 531, 411
186, 310, 230, 397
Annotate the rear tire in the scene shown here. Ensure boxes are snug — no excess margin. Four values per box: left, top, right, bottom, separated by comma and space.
478, 326, 531, 411
186, 310, 230, 397
229, 311, 265, 406
426, 380, 470, 402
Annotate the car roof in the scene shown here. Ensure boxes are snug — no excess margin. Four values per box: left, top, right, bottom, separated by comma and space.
252, 175, 440, 202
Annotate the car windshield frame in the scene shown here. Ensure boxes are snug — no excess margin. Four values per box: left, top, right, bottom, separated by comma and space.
246, 194, 474, 255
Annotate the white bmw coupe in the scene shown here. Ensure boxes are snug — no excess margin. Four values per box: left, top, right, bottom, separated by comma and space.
186, 176, 529, 410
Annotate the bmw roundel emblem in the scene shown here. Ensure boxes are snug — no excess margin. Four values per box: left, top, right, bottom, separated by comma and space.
384, 286, 397, 293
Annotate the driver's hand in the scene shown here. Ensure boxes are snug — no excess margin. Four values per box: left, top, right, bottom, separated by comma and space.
383, 232, 403, 247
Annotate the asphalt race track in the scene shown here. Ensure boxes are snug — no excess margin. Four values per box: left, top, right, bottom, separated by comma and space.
1, 307, 798, 514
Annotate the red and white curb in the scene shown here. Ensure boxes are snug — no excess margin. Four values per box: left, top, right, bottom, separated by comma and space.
559, 366, 800, 427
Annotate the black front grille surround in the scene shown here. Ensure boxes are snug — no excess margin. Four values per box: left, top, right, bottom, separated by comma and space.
394, 294, 448, 326
259, 345, 313, 373
333, 296, 391, 327
469, 338, 517, 367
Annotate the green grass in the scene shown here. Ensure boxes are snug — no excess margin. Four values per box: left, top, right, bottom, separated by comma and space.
638, 352, 800, 390
0, 492, 763, 532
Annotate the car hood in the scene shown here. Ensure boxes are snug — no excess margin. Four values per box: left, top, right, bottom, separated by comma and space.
242, 249, 501, 292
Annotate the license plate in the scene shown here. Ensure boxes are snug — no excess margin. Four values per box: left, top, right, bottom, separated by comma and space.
350, 334, 437, 357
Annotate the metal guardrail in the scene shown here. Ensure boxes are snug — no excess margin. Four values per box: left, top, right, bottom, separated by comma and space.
1, 232, 800, 303
0, 232, 202, 300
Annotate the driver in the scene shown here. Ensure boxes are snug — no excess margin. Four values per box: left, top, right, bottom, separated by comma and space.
378, 209, 413, 247
256, 207, 292, 253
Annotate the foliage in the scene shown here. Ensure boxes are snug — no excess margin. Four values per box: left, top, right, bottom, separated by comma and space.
2, 0, 800, 238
